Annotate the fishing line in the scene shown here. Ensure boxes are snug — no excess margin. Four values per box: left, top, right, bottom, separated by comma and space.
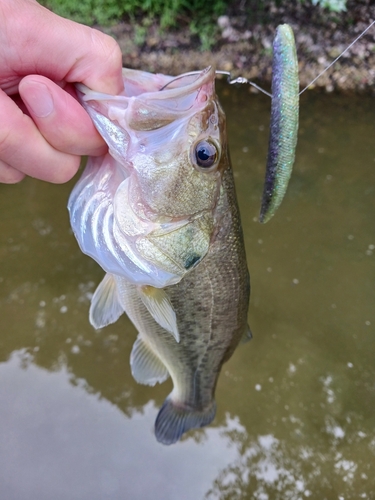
217, 71, 272, 97
160, 19, 375, 95
299, 18, 375, 95
220, 18, 375, 97
159, 69, 273, 96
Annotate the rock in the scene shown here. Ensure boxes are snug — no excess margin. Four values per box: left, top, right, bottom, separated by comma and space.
217, 16, 230, 29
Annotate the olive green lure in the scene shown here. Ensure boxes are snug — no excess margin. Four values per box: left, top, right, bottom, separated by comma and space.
259, 24, 299, 224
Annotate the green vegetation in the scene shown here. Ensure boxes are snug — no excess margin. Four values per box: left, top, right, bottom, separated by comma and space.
40, 0, 348, 49
40, 0, 126, 26
40, 0, 228, 49
40, 0, 349, 27
40, 0, 226, 29
310, 0, 347, 12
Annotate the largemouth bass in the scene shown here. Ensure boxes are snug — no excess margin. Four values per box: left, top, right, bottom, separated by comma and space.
68, 66, 250, 445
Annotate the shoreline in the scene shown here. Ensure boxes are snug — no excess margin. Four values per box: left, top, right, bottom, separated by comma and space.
100, 2, 375, 93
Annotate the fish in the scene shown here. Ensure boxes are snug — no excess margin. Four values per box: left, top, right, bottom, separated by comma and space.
259, 23, 299, 223
68, 66, 251, 445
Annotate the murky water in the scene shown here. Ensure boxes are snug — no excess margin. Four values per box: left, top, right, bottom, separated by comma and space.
1, 86, 374, 500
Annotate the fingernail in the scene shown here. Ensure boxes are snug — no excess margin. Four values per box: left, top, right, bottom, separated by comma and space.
22, 81, 54, 118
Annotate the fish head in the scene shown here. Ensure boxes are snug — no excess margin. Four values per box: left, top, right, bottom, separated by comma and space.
71, 67, 227, 286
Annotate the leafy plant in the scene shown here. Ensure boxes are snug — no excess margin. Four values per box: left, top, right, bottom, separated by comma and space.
40, 0, 227, 27
189, 19, 220, 51
310, 0, 347, 12
40, 0, 129, 26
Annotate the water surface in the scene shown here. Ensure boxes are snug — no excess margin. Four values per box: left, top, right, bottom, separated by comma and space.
0, 87, 374, 499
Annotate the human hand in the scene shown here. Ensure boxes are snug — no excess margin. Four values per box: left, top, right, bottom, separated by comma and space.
0, 0, 123, 184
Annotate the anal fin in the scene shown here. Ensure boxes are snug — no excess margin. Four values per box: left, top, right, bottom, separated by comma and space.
130, 335, 169, 386
89, 273, 124, 329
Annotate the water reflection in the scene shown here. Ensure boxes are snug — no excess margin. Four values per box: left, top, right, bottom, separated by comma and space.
1, 349, 373, 499
1, 89, 375, 498
206, 420, 371, 499
0, 351, 239, 500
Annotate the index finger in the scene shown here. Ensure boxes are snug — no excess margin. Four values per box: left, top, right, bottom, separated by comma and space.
1, 0, 124, 95
0, 88, 81, 183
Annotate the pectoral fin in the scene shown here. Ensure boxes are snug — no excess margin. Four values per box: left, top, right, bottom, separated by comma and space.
89, 273, 124, 329
138, 285, 180, 342
130, 335, 170, 386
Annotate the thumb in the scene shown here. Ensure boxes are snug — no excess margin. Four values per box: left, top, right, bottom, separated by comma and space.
19, 75, 107, 157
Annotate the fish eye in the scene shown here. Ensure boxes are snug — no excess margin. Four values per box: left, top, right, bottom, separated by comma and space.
194, 140, 218, 171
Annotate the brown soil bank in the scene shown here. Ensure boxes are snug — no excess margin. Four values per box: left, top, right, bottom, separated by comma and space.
102, 0, 375, 93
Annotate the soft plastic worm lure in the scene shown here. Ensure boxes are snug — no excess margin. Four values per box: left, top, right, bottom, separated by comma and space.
259, 24, 299, 224
161, 20, 375, 223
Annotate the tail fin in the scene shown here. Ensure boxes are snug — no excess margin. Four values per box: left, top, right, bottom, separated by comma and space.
154, 397, 216, 445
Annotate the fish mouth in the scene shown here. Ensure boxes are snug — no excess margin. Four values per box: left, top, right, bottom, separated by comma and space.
76, 66, 216, 134
124, 65, 216, 99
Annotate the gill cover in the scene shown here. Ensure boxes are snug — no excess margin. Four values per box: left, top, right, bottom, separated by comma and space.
68, 67, 222, 288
